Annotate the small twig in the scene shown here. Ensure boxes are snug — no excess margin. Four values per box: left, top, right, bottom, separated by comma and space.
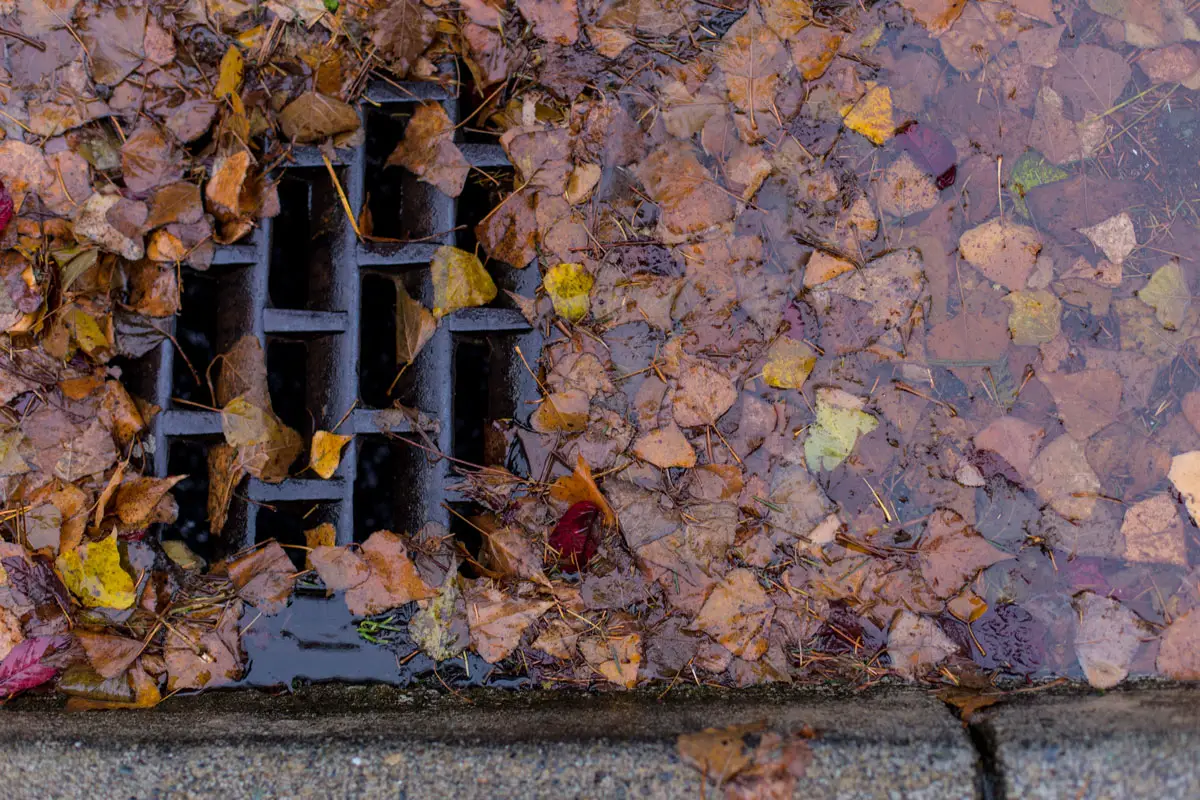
0, 27, 46, 51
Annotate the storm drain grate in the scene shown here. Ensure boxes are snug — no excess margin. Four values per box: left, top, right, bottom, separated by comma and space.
133, 80, 541, 558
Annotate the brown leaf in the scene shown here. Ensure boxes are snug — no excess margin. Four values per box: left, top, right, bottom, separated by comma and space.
476, 188, 538, 268
165, 602, 244, 691
672, 359, 737, 427
718, 9, 789, 115
958, 219, 1042, 290
1073, 591, 1145, 689
888, 611, 958, 679
395, 280, 437, 364
1038, 369, 1122, 441
278, 93, 360, 143
146, 182, 204, 229
121, 126, 181, 195
974, 417, 1045, 480
516, 0, 579, 45
482, 526, 546, 582
76, 630, 142, 680
1157, 608, 1200, 680
1120, 494, 1188, 567
579, 631, 641, 687
1050, 44, 1132, 119
77, 5, 146, 86
310, 545, 370, 592
632, 423, 696, 469
916, 509, 1013, 599
530, 388, 589, 433
638, 144, 735, 243
370, 0, 437, 77
207, 443, 244, 536
227, 541, 295, 615
677, 722, 765, 785
206, 150, 251, 220
549, 454, 616, 527
386, 103, 470, 197
898, 0, 967, 34
689, 569, 773, 660
114, 475, 185, 528
1031, 435, 1102, 521
463, 582, 553, 663
316, 532, 437, 617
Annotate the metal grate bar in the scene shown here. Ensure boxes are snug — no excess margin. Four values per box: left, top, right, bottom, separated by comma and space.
139, 80, 536, 557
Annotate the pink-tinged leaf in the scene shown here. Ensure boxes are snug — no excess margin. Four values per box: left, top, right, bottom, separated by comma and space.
0, 180, 12, 232
895, 122, 957, 189
0, 634, 72, 698
549, 501, 600, 572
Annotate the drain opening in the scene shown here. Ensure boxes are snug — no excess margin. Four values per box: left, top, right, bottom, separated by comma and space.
173, 271, 220, 404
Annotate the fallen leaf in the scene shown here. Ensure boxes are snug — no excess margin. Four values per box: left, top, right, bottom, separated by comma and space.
1073, 591, 1145, 689
0, 609, 22, 662
431, 245, 497, 318
165, 603, 244, 691
762, 338, 817, 390
1050, 44, 1131, 119
689, 569, 774, 660
548, 501, 601, 572
483, 526, 545, 581
463, 582, 553, 663
74, 193, 143, 260
205, 150, 251, 220
888, 611, 958, 679
1028, 87, 1106, 166
214, 44, 244, 100
672, 359, 738, 427
633, 423, 696, 469
121, 126, 181, 195
718, 9, 789, 116
1008, 150, 1068, 218
221, 395, 303, 483
543, 262, 594, 322
277, 92, 360, 143
579, 631, 641, 687
877, 152, 940, 218
959, 219, 1042, 290
476, 188, 538, 268
1137, 260, 1190, 330
804, 387, 878, 472
310, 430, 351, 480
790, 25, 842, 80
549, 454, 616, 526
637, 143, 735, 243
227, 541, 295, 615
1168, 451, 1200, 526
516, 0, 579, 45
1157, 609, 1200, 680
916, 508, 1013, 599
386, 103, 469, 197
114, 476, 184, 527
0, 635, 72, 699
1081, 211, 1137, 265
677, 722, 765, 785
1038, 369, 1122, 440
1030, 435, 1101, 521
409, 578, 470, 661
162, 539, 206, 571
56, 533, 135, 610
898, 0, 967, 34
1119, 494, 1188, 567
1006, 289, 1062, 346
530, 388, 589, 432
317, 532, 436, 616
76, 630, 142, 680
370, 0, 437, 77
843, 86, 894, 145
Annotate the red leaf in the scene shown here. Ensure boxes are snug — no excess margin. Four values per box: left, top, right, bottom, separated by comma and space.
0, 180, 13, 232
0, 634, 72, 698
549, 501, 599, 572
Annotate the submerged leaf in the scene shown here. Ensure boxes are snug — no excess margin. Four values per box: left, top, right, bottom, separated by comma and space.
959, 219, 1042, 290
1006, 289, 1062, 346
1073, 591, 1144, 689
1137, 260, 1190, 330
804, 388, 878, 471
763, 338, 817, 390
843, 86, 894, 146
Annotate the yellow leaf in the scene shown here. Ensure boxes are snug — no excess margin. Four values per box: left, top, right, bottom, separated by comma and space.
543, 262, 594, 322
310, 430, 352, 479
431, 245, 497, 318
842, 86, 894, 145
304, 522, 337, 571
215, 45, 244, 101
1006, 289, 1062, 346
56, 533, 135, 610
763, 338, 817, 389
64, 307, 109, 354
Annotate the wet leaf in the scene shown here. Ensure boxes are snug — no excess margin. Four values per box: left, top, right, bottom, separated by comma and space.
312, 532, 435, 617
959, 219, 1042, 291
114, 476, 184, 528
543, 262, 593, 322
430, 245, 497, 318
898, 0, 967, 34
1080, 211, 1137, 265
215, 45, 244, 100
579, 631, 641, 687
162, 540, 206, 571
516, 0, 579, 45
1120, 494, 1188, 567
677, 722, 765, 785
463, 582, 553, 663
804, 388, 878, 472
227, 541, 295, 615
121, 126, 181, 195
483, 526, 545, 582
843, 86, 894, 146
221, 395, 303, 483
1006, 289, 1061, 346
477, 188, 538, 268
370, 0, 437, 77
165, 603, 244, 691
409, 578, 469, 661
1073, 591, 1145, 689
1030, 435, 1101, 521
277, 92, 360, 143
718, 9, 789, 115
1008, 151, 1069, 218
762, 338, 817, 390
633, 423, 696, 469
310, 430, 351, 480
1050, 44, 1131, 119
1038, 369, 1122, 441
548, 501, 601, 572
877, 152, 939, 218
916, 509, 1012, 599
689, 569, 773, 660
386, 103, 469, 197
888, 611, 958, 679
672, 359, 737, 427
56, 533, 135, 610
76, 630, 142, 680
1157, 609, 1200, 680
1137, 260, 1190, 331
1168, 451, 1200, 526
549, 454, 616, 526
0, 635, 72, 699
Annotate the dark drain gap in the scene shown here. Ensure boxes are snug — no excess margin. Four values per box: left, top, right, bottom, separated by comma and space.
257, 502, 336, 569
453, 337, 492, 466
267, 338, 311, 437
268, 177, 314, 310
173, 271, 220, 404
165, 439, 218, 562
358, 273, 398, 409
455, 168, 512, 253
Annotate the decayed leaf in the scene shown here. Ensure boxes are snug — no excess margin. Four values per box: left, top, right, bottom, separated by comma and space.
310, 430, 352, 480
1006, 289, 1061, 346
843, 86, 894, 146
543, 262, 593, 322
516, 0, 579, 45
1120, 494, 1188, 567
689, 569, 774, 660
76, 630, 142, 680
1137, 260, 1190, 331
431, 246, 497, 318
878, 152, 939, 218
464, 583, 553, 663
677, 722, 765, 785
277, 92, 360, 143
673, 359, 738, 427
790, 25, 842, 80
227, 541, 295, 615
718, 9, 789, 115
804, 388, 878, 472
974, 415, 1043, 480
959, 219, 1042, 290
483, 526, 545, 581
1073, 591, 1145, 689
165, 603, 244, 691
409, 578, 470, 661
632, 423, 696, 469
386, 103, 469, 197
916, 509, 1012, 599
162, 539, 205, 571
221, 395, 303, 483
898, 0, 967, 34
579, 632, 641, 687
1038, 369, 1122, 440
1030, 435, 1101, 521
312, 532, 436, 617
1157, 609, 1200, 680
1080, 212, 1137, 265
637, 143, 735, 243
763, 338, 817, 390
1008, 150, 1068, 218
1168, 451, 1200, 526
205, 150, 251, 220
56, 533, 135, 610
531, 388, 589, 433
477, 188, 538, 267
888, 611, 958, 679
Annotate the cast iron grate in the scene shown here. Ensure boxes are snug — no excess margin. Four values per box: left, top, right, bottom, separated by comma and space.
133, 80, 541, 559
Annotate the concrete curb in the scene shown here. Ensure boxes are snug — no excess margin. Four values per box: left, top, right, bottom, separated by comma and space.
0, 685, 1195, 799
